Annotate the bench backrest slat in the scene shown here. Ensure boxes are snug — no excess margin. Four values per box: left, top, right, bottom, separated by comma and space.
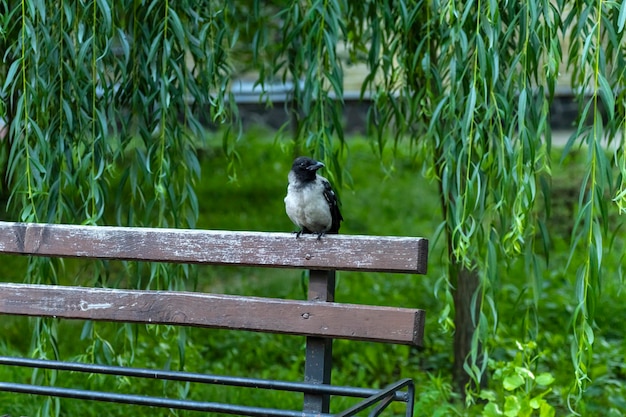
0, 222, 428, 274
0, 283, 425, 346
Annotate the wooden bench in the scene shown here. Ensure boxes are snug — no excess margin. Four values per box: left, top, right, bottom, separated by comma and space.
0, 221, 428, 416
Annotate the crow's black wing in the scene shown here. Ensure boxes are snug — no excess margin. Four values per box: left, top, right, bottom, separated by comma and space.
321, 179, 343, 234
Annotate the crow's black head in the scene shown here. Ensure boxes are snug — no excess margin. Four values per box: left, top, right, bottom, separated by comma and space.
291, 156, 324, 182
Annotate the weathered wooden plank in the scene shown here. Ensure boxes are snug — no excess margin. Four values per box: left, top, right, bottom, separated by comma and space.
0, 221, 428, 274
0, 284, 425, 346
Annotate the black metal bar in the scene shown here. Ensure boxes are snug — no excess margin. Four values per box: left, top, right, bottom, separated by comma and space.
367, 395, 394, 417
335, 379, 415, 417
0, 382, 330, 417
0, 379, 415, 417
0, 356, 409, 401
405, 378, 416, 417
304, 269, 336, 413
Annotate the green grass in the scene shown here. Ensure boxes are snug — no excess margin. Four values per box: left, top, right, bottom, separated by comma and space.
0, 129, 625, 416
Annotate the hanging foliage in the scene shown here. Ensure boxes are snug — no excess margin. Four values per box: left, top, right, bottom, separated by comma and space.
1, 0, 626, 415
1, 2, 235, 413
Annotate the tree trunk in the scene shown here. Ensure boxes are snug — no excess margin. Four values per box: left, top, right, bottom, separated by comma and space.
437, 173, 484, 399
451, 260, 482, 398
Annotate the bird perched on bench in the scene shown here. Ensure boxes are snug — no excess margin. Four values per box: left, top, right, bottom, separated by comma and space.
285, 156, 343, 239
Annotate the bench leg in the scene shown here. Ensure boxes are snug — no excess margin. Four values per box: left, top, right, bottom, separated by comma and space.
304, 269, 336, 414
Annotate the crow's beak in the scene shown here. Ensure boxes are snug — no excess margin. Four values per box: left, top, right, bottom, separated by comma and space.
307, 161, 325, 171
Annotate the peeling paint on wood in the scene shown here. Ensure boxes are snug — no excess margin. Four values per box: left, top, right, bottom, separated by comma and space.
0, 221, 428, 347
0, 283, 425, 346
0, 221, 428, 274
79, 301, 113, 311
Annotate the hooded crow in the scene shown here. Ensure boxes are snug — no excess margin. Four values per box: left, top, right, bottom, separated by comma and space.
284, 156, 343, 239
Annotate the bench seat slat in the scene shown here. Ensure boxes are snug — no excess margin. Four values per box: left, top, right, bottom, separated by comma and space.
0, 221, 428, 274
0, 283, 425, 346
